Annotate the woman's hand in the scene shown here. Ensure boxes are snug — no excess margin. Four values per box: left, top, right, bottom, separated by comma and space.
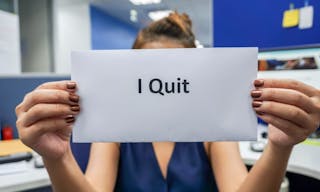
15, 81, 80, 160
251, 79, 320, 149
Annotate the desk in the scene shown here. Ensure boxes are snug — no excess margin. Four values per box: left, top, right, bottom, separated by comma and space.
0, 158, 50, 192
0, 141, 319, 191
240, 141, 320, 180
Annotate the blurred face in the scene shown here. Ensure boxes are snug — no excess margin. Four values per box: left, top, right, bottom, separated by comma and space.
141, 40, 185, 49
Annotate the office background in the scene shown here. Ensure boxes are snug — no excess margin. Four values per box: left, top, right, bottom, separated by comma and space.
1, 0, 320, 191
1, 0, 320, 136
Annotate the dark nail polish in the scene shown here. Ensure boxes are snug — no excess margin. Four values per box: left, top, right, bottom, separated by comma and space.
67, 82, 76, 90
251, 90, 262, 98
65, 116, 75, 123
256, 111, 264, 116
254, 79, 264, 87
70, 105, 80, 112
252, 101, 262, 108
69, 93, 79, 103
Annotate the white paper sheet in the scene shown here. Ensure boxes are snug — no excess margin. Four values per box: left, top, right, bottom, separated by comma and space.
71, 48, 258, 142
299, 6, 314, 29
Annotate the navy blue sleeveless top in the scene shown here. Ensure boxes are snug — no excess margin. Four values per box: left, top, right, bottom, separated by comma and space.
115, 142, 218, 192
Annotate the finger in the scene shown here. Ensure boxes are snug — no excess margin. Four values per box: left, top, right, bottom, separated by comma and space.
29, 116, 75, 138
36, 81, 77, 92
257, 113, 308, 140
251, 88, 314, 113
18, 117, 74, 145
19, 89, 79, 113
258, 114, 303, 139
252, 100, 313, 129
254, 79, 317, 97
21, 103, 80, 127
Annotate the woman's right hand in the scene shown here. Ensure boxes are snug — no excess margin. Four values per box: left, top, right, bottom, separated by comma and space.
15, 81, 80, 161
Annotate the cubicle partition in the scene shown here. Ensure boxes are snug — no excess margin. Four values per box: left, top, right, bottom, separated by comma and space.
214, 0, 320, 49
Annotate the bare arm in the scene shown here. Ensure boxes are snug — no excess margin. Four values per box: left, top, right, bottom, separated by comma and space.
44, 146, 97, 192
44, 143, 119, 192
210, 142, 291, 192
209, 142, 247, 192
237, 143, 291, 192
85, 143, 120, 191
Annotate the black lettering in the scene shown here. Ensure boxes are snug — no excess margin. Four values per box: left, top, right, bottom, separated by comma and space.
139, 78, 190, 96
138, 78, 142, 93
165, 82, 175, 93
182, 79, 190, 93
149, 78, 164, 95
177, 78, 181, 93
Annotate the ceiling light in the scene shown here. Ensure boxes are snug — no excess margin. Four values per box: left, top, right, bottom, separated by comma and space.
195, 40, 204, 48
148, 10, 173, 21
129, 0, 161, 5
130, 9, 138, 22
130, 9, 137, 16
130, 15, 138, 22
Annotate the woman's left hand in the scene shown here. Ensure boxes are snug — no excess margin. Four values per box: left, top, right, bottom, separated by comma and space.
251, 79, 320, 149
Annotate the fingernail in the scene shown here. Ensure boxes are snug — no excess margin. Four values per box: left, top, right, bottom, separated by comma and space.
65, 116, 75, 123
69, 93, 79, 103
252, 101, 262, 108
67, 82, 76, 90
256, 111, 264, 116
254, 79, 264, 87
251, 90, 262, 98
70, 105, 80, 112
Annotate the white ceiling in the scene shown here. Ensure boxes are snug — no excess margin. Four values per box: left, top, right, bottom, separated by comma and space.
90, 0, 212, 47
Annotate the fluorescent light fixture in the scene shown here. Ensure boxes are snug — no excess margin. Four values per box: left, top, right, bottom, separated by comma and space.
130, 0, 161, 5
130, 9, 138, 16
130, 9, 138, 22
195, 40, 204, 48
148, 10, 173, 21
130, 15, 138, 22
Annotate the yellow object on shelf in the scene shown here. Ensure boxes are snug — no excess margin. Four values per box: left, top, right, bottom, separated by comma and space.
282, 9, 300, 28
0, 139, 32, 156
302, 139, 320, 146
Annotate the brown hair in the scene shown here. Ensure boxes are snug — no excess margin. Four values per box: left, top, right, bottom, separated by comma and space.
132, 12, 196, 49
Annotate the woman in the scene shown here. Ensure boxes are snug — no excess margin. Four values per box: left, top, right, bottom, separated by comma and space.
16, 12, 320, 192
